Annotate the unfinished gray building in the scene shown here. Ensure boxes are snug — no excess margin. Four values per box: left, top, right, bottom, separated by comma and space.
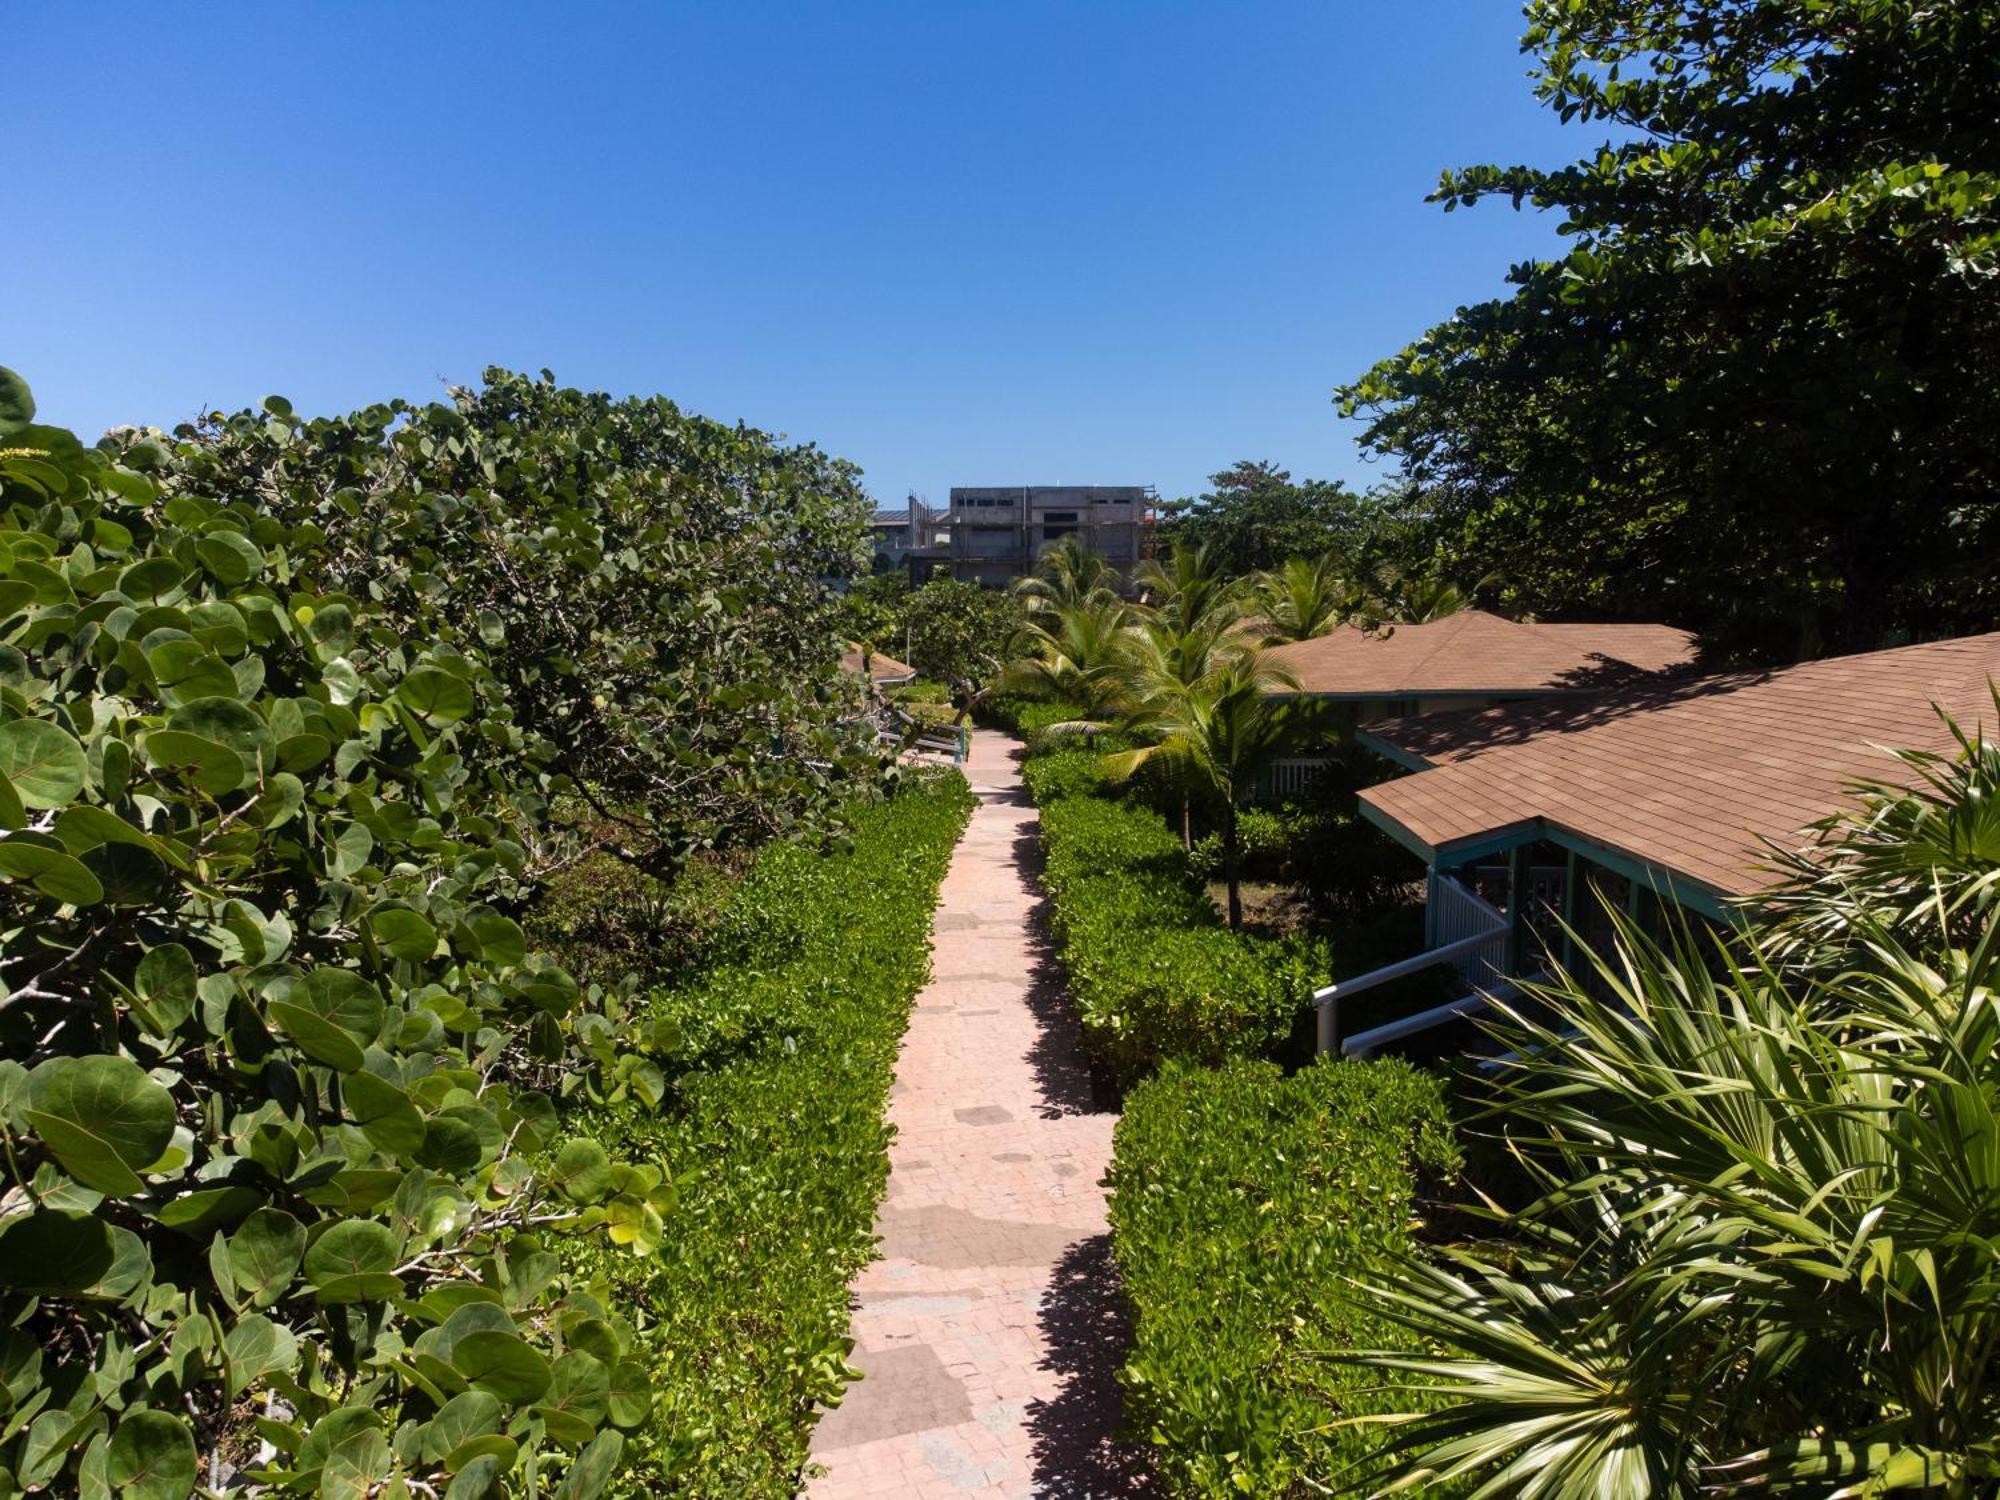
947, 485, 1154, 587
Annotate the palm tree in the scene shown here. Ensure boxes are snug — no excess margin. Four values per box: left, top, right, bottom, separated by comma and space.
1011, 536, 1120, 617
1337, 710, 2000, 1497
1249, 552, 1367, 642
1372, 563, 1480, 624
996, 595, 1133, 720
1131, 541, 1242, 637
1107, 645, 1302, 929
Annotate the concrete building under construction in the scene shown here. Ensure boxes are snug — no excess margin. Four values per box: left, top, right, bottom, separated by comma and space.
946, 485, 1155, 587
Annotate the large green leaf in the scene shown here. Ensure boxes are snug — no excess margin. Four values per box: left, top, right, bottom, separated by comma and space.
0, 1209, 117, 1293
223, 1312, 299, 1397
303, 1219, 402, 1304
397, 666, 475, 724
266, 970, 385, 1072
105, 1410, 196, 1500
23, 1055, 176, 1196
0, 366, 34, 437
0, 839, 104, 905
0, 720, 87, 808
343, 1069, 426, 1157
167, 696, 275, 783
142, 728, 243, 796
451, 1330, 552, 1404
227, 1208, 307, 1309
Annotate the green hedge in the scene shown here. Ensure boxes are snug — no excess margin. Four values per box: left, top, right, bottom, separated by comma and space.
1107, 1057, 1461, 1497
1037, 797, 1327, 1081
570, 772, 973, 1496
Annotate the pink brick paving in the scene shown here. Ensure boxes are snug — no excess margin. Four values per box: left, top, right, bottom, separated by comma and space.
803, 729, 1157, 1499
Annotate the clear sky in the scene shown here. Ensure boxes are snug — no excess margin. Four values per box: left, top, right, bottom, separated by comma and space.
6, 3, 1582, 506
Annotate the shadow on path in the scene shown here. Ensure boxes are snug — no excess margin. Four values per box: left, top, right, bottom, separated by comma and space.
1026, 1233, 1158, 1497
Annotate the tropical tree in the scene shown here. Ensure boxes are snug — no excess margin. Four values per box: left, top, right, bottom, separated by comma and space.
1157, 461, 1384, 577
1339, 0, 2000, 660
897, 576, 1026, 690
1251, 552, 1368, 642
1373, 564, 1478, 625
1011, 535, 1121, 617
1108, 647, 1303, 929
1339, 712, 2000, 1497
1131, 540, 1244, 638
997, 595, 1134, 720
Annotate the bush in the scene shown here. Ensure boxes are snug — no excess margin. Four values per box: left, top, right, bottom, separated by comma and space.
0, 378, 698, 1495
976, 695, 1096, 739
1107, 1057, 1461, 1497
1020, 744, 1116, 803
568, 772, 974, 1495
1038, 798, 1327, 1081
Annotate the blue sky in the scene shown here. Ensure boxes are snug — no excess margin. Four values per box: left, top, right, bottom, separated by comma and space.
7, 4, 1583, 506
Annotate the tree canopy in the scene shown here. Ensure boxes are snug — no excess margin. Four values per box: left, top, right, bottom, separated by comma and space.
1340, 0, 2000, 661
1157, 462, 1401, 579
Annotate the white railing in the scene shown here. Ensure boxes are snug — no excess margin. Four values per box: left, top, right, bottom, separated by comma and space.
1428, 871, 1509, 985
1265, 756, 1330, 800
1313, 873, 1508, 1056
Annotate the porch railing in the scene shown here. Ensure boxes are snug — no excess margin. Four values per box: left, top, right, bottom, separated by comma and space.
1262, 756, 1330, 801
1314, 873, 1508, 1056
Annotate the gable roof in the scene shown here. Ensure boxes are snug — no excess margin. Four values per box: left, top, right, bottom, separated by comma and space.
840, 643, 917, 684
1359, 632, 2000, 901
1265, 610, 1695, 697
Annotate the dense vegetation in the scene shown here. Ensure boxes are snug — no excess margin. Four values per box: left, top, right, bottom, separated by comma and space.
1108, 1057, 1460, 1497
1341, 0, 2000, 660
0, 365, 922, 1498
1037, 793, 1326, 1083
561, 774, 972, 1494
1341, 717, 2000, 1496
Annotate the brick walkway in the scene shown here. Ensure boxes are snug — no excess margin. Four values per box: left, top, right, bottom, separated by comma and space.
804, 729, 1155, 1500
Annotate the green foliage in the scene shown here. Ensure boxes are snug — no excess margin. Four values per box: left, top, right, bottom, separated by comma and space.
1340, 1, 2000, 659
149, 368, 882, 870
1020, 744, 1117, 804
1107, 1056, 1460, 1497
0, 383, 712, 1495
1036, 796, 1326, 1082
1157, 461, 1402, 578
0, 365, 904, 1496
561, 773, 973, 1495
893, 578, 1024, 688
1344, 718, 2000, 1495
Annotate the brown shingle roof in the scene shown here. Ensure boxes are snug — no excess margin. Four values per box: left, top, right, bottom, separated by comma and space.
840, 643, 917, 683
1359, 632, 2000, 899
1265, 610, 1695, 697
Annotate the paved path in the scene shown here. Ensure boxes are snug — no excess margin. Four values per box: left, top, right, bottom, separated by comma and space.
805, 729, 1154, 1500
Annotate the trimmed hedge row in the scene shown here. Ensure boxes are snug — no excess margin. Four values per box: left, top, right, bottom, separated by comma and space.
1107, 1057, 1461, 1497
569, 771, 974, 1496
1036, 796, 1327, 1081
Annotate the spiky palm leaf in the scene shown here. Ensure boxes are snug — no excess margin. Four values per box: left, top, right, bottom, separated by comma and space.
1252, 552, 1369, 642
1332, 741, 2000, 1497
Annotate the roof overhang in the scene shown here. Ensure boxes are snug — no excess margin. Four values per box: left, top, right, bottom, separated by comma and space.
1358, 799, 1736, 919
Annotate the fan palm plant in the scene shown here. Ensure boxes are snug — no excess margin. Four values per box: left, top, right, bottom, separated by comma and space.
1332, 713, 2000, 1498
1251, 551, 1369, 642
1107, 645, 1302, 928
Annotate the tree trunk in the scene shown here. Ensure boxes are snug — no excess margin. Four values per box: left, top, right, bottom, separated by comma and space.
1181, 791, 1192, 852
1223, 797, 1242, 931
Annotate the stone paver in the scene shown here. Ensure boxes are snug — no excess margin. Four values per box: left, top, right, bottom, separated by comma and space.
805, 729, 1154, 1500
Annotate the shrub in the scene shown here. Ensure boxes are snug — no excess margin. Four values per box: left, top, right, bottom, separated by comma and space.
1020, 744, 1116, 803
976, 695, 1092, 739
568, 772, 974, 1495
0, 381, 684, 1495
1107, 1057, 1461, 1497
1038, 797, 1327, 1081
150, 370, 886, 872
